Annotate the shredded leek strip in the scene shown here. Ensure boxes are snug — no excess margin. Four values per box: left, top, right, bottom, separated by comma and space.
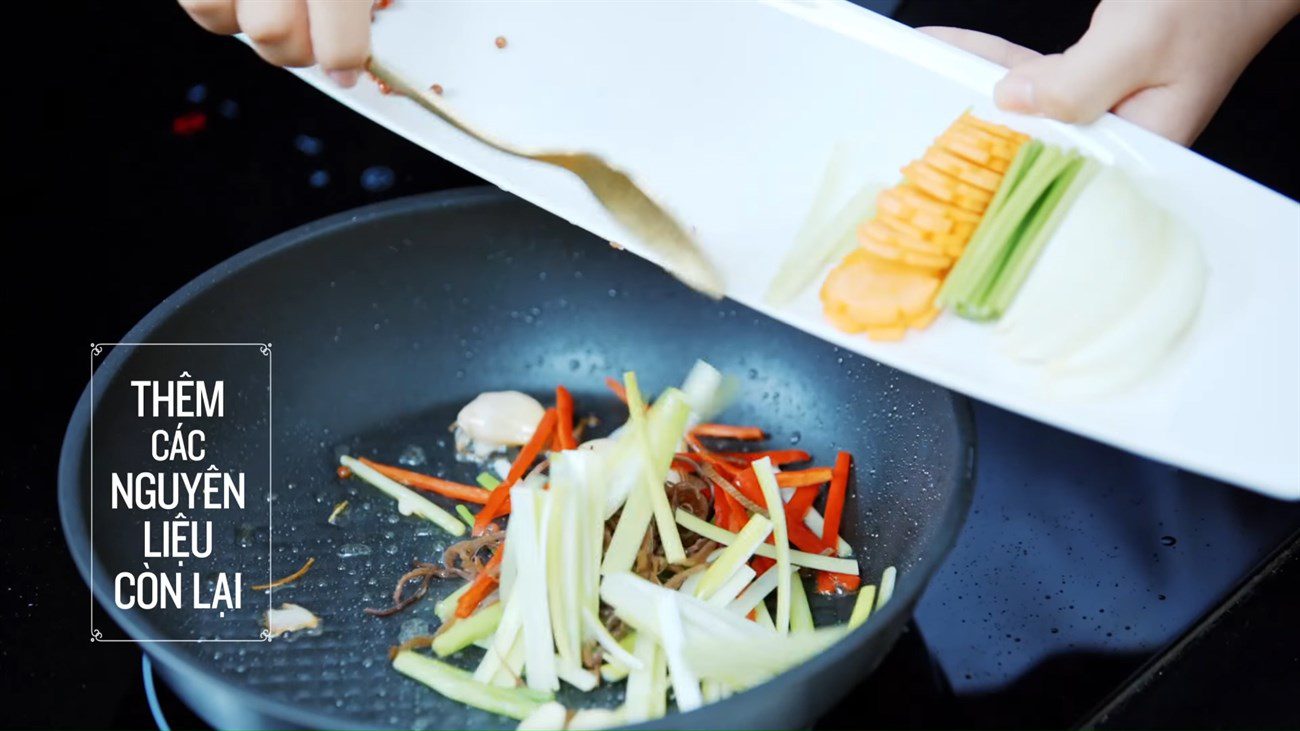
626, 373, 687, 564
876, 565, 897, 610
694, 513, 772, 600
752, 458, 791, 634
752, 600, 776, 631
790, 573, 815, 633
584, 608, 643, 671
432, 602, 504, 657
518, 702, 569, 731
556, 661, 598, 692
476, 472, 501, 490
473, 586, 522, 684
510, 487, 559, 691
545, 453, 584, 670
339, 455, 465, 536
657, 593, 703, 712
706, 564, 756, 607
675, 509, 860, 575
623, 631, 660, 722
392, 651, 551, 721
849, 584, 878, 629
726, 567, 785, 616
800, 507, 853, 557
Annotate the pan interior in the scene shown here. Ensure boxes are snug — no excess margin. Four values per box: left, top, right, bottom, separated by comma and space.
70, 190, 970, 729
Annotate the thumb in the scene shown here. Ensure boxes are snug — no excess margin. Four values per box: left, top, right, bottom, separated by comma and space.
994, 19, 1155, 124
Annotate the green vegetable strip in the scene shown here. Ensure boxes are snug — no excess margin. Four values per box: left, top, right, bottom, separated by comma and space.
949, 145, 1074, 318
434, 582, 473, 622
455, 504, 476, 528
789, 573, 815, 633
752, 458, 791, 635
693, 513, 773, 600
983, 157, 1096, 316
476, 472, 501, 490
432, 602, 504, 657
876, 566, 898, 610
626, 373, 687, 564
848, 584, 878, 629
674, 509, 861, 575
392, 651, 552, 720
937, 141, 1042, 306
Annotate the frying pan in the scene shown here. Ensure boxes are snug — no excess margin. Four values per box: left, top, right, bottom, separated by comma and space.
60, 188, 975, 729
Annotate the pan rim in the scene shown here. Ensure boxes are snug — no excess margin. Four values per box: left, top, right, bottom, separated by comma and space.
58, 186, 976, 730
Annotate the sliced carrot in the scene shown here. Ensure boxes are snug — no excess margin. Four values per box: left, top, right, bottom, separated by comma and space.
455, 546, 504, 618
822, 452, 851, 553
775, 468, 834, 489
908, 307, 942, 330
359, 458, 492, 504
692, 423, 766, 441
711, 450, 812, 466
555, 385, 577, 451
865, 324, 908, 341
821, 250, 941, 331
815, 571, 862, 595
472, 408, 556, 535
604, 376, 628, 404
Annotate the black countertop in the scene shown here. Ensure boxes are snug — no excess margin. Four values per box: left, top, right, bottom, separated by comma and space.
3, 1, 1297, 728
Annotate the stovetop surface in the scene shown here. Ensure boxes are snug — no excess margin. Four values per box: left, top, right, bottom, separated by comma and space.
3, 0, 1297, 728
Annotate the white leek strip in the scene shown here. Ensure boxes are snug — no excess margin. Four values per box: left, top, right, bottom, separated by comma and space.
676, 509, 859, 574
491, 635, 527, 688
752, 458, 791, 634
602, 573, 771, 645
568, 708, 624, 730
339, 455, 464, 536
649, 637, 669, 719
678, 359, 737, 424
517, 701, 568, 731
657, 593, 703, 712
583, 608, 642, 671
622, 630, 660, 723
510, 487, 559, 692
545, 453, 583, 669
790, 573, 815, 633
849, 584, 878, 629
435, 582, 473, 622
726, 567, 785, 616
706, 565, 756, 607
602, 485, 652, 575
556, 660, 598, 692
694, 513, 772, 600
752, 601, 776, 631
625, 373, 687, 564
684, 626, 846, 690
679, 569, 705, 597
475, 575, 524, 684
876, 565, 897, 609
393, 651, 551, 721
432, 602, 504, 657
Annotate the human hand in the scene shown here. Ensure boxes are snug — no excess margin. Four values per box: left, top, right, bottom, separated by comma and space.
178, 0, 374, 87
922, 0, 1300, 145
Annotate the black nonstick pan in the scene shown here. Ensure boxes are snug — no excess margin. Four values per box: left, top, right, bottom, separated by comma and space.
60, 188, 974, 729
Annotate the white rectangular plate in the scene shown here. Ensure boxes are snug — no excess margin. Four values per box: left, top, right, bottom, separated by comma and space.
265, 0, 1300, 499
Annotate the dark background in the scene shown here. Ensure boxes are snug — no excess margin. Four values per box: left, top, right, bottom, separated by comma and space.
3, 0, 1297, 728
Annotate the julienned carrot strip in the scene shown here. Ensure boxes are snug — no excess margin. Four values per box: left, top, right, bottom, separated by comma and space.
555, 385, 577, 451
775, 468, 834, 489
712, 450, 812, 466
734, 469, 770, 508
784, 484, 820, 522
692, 423, 766, 441
750, 555, 776, 575
712, 482, 730, 528
815, 571, 861, 595
822, 452, 852, 552
455, 546, 504, 618
604, 376, 628, 404
359, 458, 492, 505
472, 408, 557, 535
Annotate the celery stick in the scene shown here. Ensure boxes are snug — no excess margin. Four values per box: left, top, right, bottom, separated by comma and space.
476, 472, 501, 490
752, 458, 791, 635
848, 584, 878, 629
675, 509, 860, 575
790, 573, 815, 633
392, 651, 552, 720
949, 145, 1073, 317
432, 602, 504, 657
693, 513, 773, 600
984, 157, 1096, 316
937, 141, 1042, 305
454, 504, 476, 528
340, 455, 465, 536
